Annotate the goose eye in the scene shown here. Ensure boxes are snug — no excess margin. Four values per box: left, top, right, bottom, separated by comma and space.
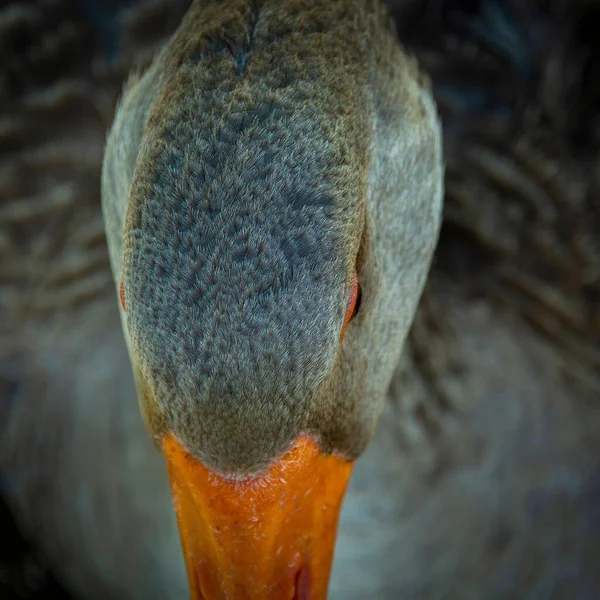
341, 274, 361, 339
119, 279, 126, 312
351, 280, 362, 319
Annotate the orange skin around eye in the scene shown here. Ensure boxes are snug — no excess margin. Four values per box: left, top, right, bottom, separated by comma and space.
340, 273, 359, 340
119, 279, 126, 312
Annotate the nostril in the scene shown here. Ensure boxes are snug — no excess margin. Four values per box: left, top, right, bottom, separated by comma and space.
294, 568, 311, 600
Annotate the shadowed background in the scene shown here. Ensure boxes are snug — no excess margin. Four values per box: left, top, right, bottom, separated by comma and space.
0, 0, 598, 597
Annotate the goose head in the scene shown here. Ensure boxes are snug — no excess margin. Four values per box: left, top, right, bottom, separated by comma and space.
102, 1, 443, 598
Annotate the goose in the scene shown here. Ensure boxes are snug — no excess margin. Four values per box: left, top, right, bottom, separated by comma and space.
101, 0, 442, 597
1, 0, 599, 599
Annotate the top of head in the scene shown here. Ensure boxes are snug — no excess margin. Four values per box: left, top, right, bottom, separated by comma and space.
102, 0, 444, 476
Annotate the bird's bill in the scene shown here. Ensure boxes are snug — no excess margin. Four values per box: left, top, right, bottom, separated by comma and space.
162, 433, 353, 600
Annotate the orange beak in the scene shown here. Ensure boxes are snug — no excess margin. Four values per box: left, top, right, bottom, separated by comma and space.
163, 433, 354, 600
